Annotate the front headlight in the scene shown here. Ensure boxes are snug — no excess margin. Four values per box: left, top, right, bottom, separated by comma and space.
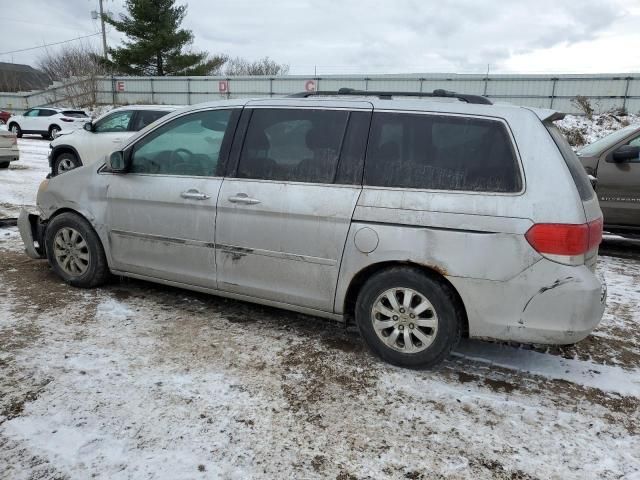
38, 179, 49, 195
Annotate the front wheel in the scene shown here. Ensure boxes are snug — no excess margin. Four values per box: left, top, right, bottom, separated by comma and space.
53, 152, 80, 175
44, 212, 110, 288
355, 267, 461, 368
0, 161, 9, 169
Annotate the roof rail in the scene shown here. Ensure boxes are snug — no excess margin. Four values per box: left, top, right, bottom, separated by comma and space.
289, 88, 492, 105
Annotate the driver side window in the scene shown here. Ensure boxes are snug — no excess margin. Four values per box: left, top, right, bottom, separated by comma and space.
129, 109, 232, 177
94, 111, 133, 133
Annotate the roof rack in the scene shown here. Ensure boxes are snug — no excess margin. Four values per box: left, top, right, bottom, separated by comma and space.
289, 87, 492, 105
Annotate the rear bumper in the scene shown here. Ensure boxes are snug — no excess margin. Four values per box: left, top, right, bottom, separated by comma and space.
0, 149, 19, 163
18, 208, 46, 259
450, 259, 607, 345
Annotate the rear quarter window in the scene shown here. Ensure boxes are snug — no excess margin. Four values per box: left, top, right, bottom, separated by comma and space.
363, 112, 522, 192
545, 123, 595, 201
62, 110, 88, 118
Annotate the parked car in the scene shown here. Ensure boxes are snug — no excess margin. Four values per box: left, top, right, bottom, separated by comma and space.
18, 90, 606, 368
576, 124, 640, 233
7, 107, 88, 140
49, 105, 177, 176
0, 130, 19, 168
0, 110, 11, 125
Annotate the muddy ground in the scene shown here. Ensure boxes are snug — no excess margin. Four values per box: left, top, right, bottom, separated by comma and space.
0, 228, 639, 479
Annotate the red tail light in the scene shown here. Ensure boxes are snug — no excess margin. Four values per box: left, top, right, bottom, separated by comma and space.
525, 218, 603, 258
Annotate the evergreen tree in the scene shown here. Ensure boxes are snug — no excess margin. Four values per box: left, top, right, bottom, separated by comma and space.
103, 0, 225, 76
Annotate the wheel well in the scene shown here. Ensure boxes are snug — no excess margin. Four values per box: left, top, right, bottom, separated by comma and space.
342, 261, 469, 337
8, 122, 18, 129
49, 124, 61, 132
52, 146, 80, 169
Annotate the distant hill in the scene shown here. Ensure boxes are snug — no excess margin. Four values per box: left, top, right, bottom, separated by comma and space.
0, 62, 51, 92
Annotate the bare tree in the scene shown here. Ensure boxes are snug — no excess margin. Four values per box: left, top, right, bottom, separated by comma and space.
571, 95, 595, 120
37, 43, 111, 108
223, 56, 289, 76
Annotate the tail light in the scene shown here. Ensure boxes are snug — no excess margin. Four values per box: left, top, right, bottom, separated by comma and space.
525, 218, 602, 265
10, 134, 17, 145
61, 118, 74, 122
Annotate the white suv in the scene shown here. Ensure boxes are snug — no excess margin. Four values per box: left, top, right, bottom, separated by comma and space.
8, 107, 88, 140
49, 105, 177, 176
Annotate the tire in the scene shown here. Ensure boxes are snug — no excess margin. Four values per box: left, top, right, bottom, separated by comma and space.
53, 152, 81, 175
48, 125, 61, 139
0, 162, 9, 169
44, 212, 110, 288
355, 267, 461, 368
9, 123, 22, 138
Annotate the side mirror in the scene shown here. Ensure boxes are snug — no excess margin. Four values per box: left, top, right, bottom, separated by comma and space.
83, 121, 93, 132
612, 145, 640, 162
107, 151, 127, 172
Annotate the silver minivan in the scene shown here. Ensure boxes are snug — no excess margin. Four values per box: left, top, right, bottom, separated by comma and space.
19, 90, 607, 367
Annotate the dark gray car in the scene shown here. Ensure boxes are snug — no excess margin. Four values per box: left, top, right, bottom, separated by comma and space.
577, 124, 640, 232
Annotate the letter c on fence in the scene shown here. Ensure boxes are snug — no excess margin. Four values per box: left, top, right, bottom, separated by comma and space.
305, 80, 316, 92
219, 81, 229, 93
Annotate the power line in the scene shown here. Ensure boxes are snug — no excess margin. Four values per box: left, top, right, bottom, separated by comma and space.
0, 32, 102, 56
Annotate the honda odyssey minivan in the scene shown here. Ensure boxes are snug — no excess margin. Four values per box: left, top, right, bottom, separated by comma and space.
19, 90, 607, 368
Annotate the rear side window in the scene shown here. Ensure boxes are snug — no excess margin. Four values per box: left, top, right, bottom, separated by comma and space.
237, 108, 349, 183
546, 123, 594, 201
364, 112, 522, 192
62, 110, 88, 118
131, 110, 170, 131
38, 109, 56, 117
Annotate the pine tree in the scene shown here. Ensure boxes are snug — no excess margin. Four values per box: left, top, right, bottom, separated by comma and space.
103, 0, 225, 76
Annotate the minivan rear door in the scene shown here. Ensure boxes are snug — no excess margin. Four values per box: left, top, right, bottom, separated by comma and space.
215, 101, 371, 312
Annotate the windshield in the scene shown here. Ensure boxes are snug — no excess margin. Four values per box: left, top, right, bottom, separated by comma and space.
577, 124, 638, 156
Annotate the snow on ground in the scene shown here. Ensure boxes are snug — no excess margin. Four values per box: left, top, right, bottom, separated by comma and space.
0, 111, 639, 479
0, 228, 639, 480
555, 113, 640, 149
0, 138, 50, 218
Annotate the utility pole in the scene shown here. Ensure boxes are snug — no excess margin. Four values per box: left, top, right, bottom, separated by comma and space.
98, 0, 108, 59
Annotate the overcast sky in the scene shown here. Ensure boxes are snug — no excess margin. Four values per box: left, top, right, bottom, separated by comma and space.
1, 0, 640, 74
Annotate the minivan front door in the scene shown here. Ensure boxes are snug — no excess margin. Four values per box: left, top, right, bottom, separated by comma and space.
106, 108, 239, 287
215, 106, 371, 312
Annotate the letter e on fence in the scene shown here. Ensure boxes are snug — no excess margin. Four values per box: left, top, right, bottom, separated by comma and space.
116, 81, 125, 92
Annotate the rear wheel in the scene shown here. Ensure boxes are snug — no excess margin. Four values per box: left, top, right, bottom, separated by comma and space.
48, 125, 61, 139
45, 212, 110, 288
0, 162, 9, 169
9, 123, 21, 138
53, 152, 81, 175
355, 267, 461, 368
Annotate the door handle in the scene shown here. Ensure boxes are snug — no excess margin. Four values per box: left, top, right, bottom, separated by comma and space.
228, 193, 261, 205
181, 189, 211, 200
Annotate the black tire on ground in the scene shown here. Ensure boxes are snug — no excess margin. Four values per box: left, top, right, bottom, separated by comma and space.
53, 152, 81, 176
0, 161, 9, 169
9, 123, 22, 138
44, 212, 111, 288
41, 134, 49, 139
355, 266, 462, 368
48, 125, 61, 139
